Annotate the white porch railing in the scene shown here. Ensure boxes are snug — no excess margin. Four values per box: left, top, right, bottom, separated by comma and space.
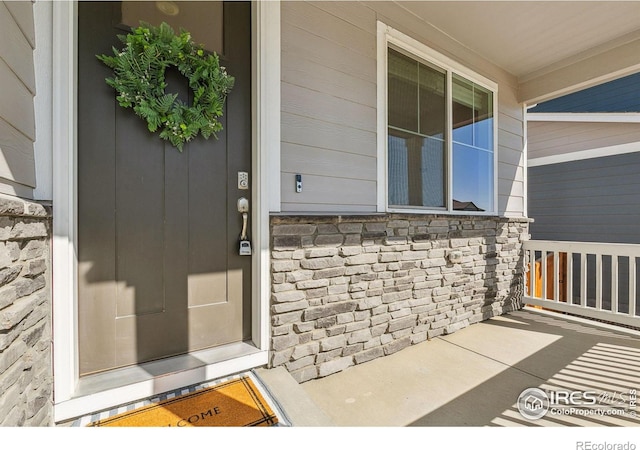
523, 240, 640, 328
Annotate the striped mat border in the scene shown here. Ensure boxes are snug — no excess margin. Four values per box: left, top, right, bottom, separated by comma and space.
70, 370, 291, 427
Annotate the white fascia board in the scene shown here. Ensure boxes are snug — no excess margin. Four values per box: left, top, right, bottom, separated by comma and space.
527, 113, 640, 123
528, 141, 640, 167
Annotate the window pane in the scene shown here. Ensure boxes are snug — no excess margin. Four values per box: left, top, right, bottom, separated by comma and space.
387, 46, 495, 213
452, 76, 474, 145
453, 143, 493, 212
473, 84, 493, 151
452, 74, 494, 212
419, 64, 446, 138
453, 75, 494, 150
388, 49, 418, 132
388, 129, 445, 208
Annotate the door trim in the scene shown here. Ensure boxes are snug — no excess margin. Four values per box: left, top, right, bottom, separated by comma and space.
51, 1, 280, 423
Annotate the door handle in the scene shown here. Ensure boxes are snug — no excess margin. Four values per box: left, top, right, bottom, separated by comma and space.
237, 197, 249, 240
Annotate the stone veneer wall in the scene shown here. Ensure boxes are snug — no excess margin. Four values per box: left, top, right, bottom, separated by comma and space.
270, 214, 529, 383
0, 197, 52, 426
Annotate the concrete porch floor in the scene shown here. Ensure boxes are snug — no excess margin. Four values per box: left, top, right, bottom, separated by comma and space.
256, 307, 640, 427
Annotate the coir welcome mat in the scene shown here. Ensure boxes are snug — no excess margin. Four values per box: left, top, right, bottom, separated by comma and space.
87, 376, 279, 427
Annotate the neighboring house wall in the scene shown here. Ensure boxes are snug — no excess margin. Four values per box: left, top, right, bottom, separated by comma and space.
528, 151, 640, 312
272, 1, 528, 382
529, 72, 640, 113
0, 1, 37, 199
528, 121, 640, 161
280, 1, 526, 217
527, 72, 640, 315
529, 151, 640, 243
528, 72, 640, 241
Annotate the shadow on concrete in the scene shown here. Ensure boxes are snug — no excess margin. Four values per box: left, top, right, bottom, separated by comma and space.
409, 309, 640, 426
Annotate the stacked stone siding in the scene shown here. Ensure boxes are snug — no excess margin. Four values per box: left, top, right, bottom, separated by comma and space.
0, 197, 52, 426
270, 214, 529, 383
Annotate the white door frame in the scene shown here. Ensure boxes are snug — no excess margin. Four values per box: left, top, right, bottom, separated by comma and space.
51, 1, 280, 423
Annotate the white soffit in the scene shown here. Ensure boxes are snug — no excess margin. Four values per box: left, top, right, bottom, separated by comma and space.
396, 1, 640, 104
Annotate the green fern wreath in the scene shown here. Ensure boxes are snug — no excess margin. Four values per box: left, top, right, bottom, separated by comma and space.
97, 22, 234, 151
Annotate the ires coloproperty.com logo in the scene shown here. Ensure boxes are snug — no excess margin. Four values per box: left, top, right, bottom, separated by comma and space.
517, 387, 638, 420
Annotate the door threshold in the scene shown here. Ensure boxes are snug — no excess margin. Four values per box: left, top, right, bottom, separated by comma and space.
54, 342, 268, 424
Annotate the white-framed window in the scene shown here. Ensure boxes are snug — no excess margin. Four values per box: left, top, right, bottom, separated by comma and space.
376, 22, 498, 215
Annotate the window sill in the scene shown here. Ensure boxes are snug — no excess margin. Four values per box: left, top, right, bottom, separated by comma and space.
387, 207, 498, 217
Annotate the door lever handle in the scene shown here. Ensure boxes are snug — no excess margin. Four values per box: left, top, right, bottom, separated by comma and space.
237, 197, 249, 240
240, 212, 248, 240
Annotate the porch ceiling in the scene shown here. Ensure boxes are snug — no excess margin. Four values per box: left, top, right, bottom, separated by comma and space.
396, 1, 640, 105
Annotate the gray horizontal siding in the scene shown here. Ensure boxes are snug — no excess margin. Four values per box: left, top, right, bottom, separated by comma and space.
529, 152, 640, 243
4, 1, 35, 47
0, 2, 35, 94
0, 1, 36, 193
281, 1, 378, 212
280, 1, 526, 216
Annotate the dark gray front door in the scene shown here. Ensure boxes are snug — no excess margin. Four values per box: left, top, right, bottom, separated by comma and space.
77, 1, 252, 376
